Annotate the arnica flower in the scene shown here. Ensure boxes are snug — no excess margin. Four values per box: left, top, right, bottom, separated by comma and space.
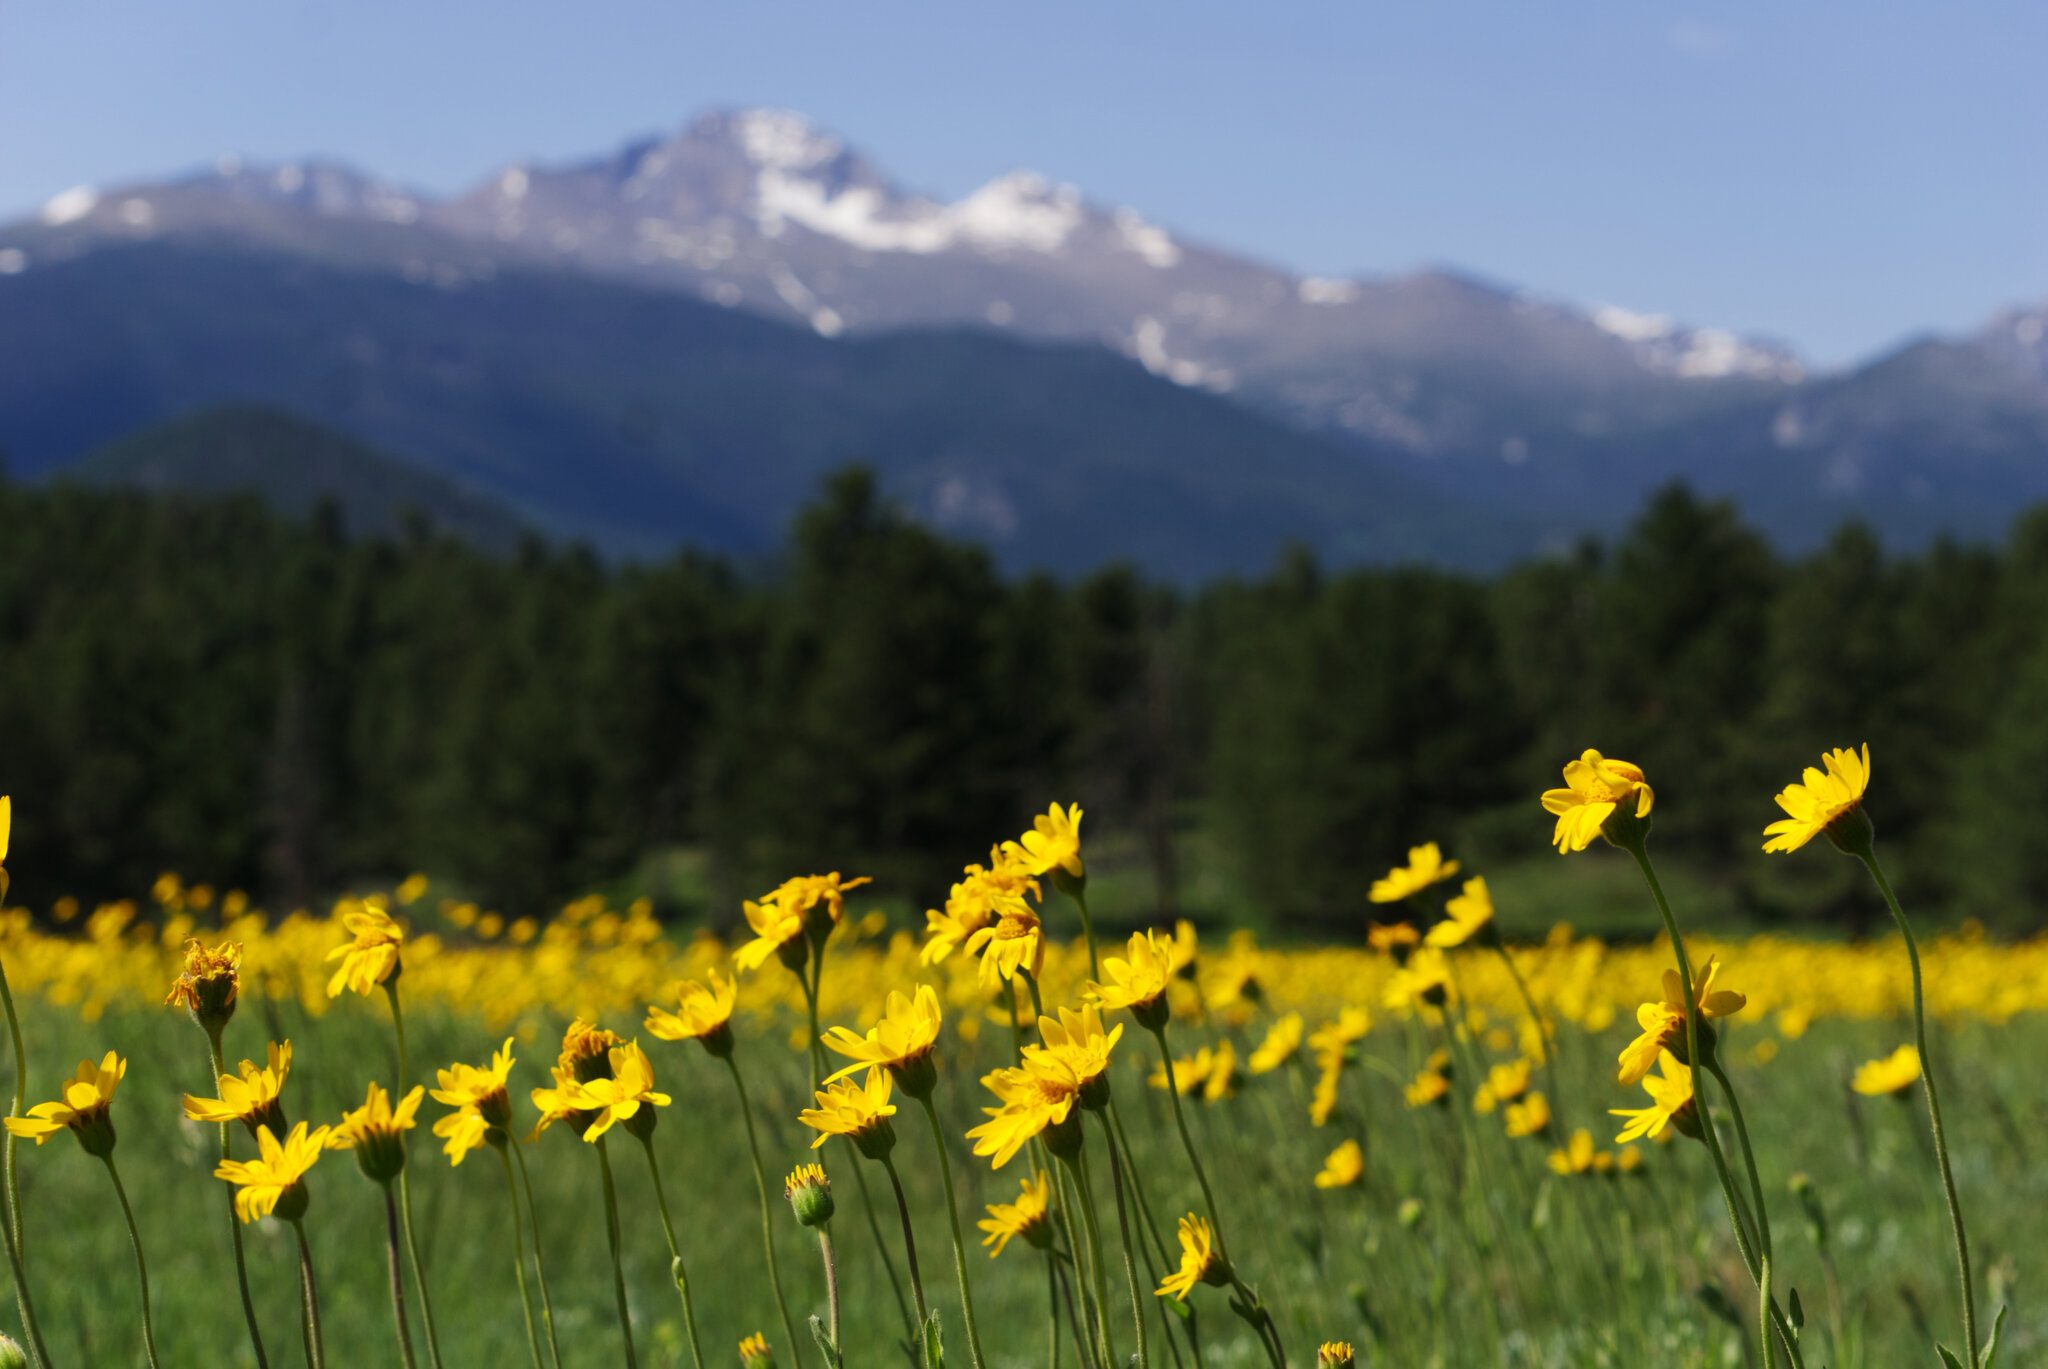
1369, 842, 1460, 903
1002, 802, 1085, 882
1852, 1044, 1921, 1098
921, 851, 1037, 966
799, 1066, 898, 1160
1763, 744, 1872, 853
1151, 1042, 1236, 1102
1085, 928, 1174, 1028
977, 1171, 1052, 1257
185, 1040, 292, 1137
1616, 956, 1747, 1084
1472, 1058, 1533, 1114
1248, 1013, 1304, 1073
430, 1037, 516, 1164
324, 899, 405, 998
733, 896, 812, 975
1383, 947, 1451, 1013
1404, 1068, 1451, 1109
6, 1051, 124, 1157
821, 984, 943, 1096
529, 1066, 593, 1141
645, 972, 739, 1057
1156, 1213, 1227, 1301
1542, 749, 1655, 853
558, 1019, 625, 1084
785, 1162, 835, 1227
0, 793, 8, 865
1427, 876, 1496, 948
217, 1121, 333, 1224
1367, 921, 1421, 965
962, 902, 1045, 987
1548, 1128, 1609, 1177
1611, 1051, 1699, 1144
328, 1081, 424, 1184
969, 1061, 1082, 1168
738, 1332, 775, 1369
1028, 1005, 1121, 1105
1314, 1139, 1364, 1189
165, 938, 242, 1029
1503, 1091, 1551, 1139
1318, 1344, 1357, 1369
567, 1041, 671, 1141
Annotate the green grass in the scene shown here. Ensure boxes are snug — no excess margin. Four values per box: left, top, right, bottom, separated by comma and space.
0, 988, 2033, 1368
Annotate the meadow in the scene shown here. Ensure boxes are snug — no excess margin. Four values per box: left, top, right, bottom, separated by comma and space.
0, 755, 2035, 1369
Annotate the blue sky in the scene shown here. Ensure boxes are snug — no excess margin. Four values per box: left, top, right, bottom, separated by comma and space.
4, 2, 2041, 366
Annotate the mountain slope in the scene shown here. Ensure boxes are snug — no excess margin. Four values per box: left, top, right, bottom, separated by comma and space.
61, 405, 532, 550
0, 240, 1502, 577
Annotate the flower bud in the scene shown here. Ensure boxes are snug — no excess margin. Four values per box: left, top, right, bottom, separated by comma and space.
785, 1164, 835, 1228
0, 1332, 26, 1369
739, 1332, 776, 1369
851, 1117, 896, 1162
1317, 1343, 1356, 1369
352, 1130, 407, 1185
889, 1052, 938, 1102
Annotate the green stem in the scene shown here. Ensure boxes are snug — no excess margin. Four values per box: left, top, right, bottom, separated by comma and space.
1097, 1116, 1149, 1369
103, 1156, 161, 1369
0, 950, 49, 1369
879, 1153, 933, 1343
293, 1219, 326, 1369
509, 1139, 564, 1369
1061, 1150, 1116, 1369
725, 1055, 805, 1369
595, 1138, 641, 1369
637, 1133, 706, 1369
1857, 848, 1978, 1361
383, 983, 444, 1369
818, 1228, 844, 1368
1064, 879, 1102, 980
494, 1145, 544, 1369
1495, 940, 1567, 1127
1707, 1060, 1774, 1259
206, 1026, 271, 1369
916, 1093, 987, 1368
381, 1186, 421, 1369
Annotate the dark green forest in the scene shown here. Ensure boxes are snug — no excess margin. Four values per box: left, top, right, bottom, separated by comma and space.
3, 468, 2046, 935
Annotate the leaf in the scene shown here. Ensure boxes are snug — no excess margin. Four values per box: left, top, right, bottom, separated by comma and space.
922, 1309, 944, 1369
1789, 1286, 1806, 1334
1937, 1343, 1966, 1369
1978, 1305, 2008, 1368
1164, 1297, 1192, 1324
808, 1314, 839, 1368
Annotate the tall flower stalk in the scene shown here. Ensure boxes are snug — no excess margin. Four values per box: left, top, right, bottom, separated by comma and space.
326, 1082, 428, 1369
0, 814, 50, 1369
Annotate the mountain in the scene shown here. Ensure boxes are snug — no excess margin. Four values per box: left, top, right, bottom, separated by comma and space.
61, 406, 532, 551
0, 239, 1496, 578
1, 106, 2046, 566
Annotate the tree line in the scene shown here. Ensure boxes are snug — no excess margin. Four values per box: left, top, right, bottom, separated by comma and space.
2, 469, 2045, 935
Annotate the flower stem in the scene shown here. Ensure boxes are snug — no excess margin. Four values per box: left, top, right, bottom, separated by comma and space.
380, 1185, 421, 1369
1060, 1149, 1116, 1369
636, 1133, 706, 1369
1495, 940, 1567, 1127
103, 1156, 161, 1369
0, 949, 49, 1369
1856, 848, 1978, 1360
595, 1137, 641, 1369
1707, 1060, 1774, 1260
205, 1025, 271, 1369
383, 982, 445, 1369
817, 1228, 844, 1368
879, 1152, 933, 1348
1097, 1116, 1149, 1369
509, 1139, 564, 1369
1065, 882, 1102, 980
725, 1054, 805, 1369
293, 1219, 326, 1369
916, 1093, 988, 1368
494, 1145, 544, 1369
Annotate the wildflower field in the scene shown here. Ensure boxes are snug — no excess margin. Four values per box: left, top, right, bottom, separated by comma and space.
0, 751, 2035, 1369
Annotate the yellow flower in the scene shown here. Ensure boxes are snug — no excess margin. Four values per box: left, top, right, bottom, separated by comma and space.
1369, 842, 1460, 903
1383, 947, 1451, 1013
1548, 1128, 1604, 1176
164, 938, 242, 1023
1503, 1091, 1551, 1139
784, 1163, 835, 1227
529, 1065, 591, 1140
1030, 1005, 1122, 1093
921, 852, 1037, 965
645, 972, 739, 1049
1313, 1139, 1364, 1189
1616, 956, 1747, 1085
324, 900, 404, 998
822, 984, 944, 1086
1763, 744, 1872, 853
557, 1019, 625, 1083
1542, 749, 1655, 853
977, 1171, 1053, 1257
1002, 802, 1085, 880
1427, 877, 1495, 948
798, 1066, 897, 1153
963, 904, 1046, 987
739, 1332, 774, 1369
1472, 1058, 1532, 1113
732, 874, 873, 973
1247, 1013, 1304, 1073
1404, 1068, 1450, 1109
1367, 921, 1421, 962
733, 897, 810, 974
1852, 1044, 1921, 1098
6, 1051, 124, 1155
569, 1041, 672, 1141
395, 872, 429, 906
968, 1064, 1080, 1169
0, 794, 8, 863
1611, 1052, 1697, 1144
431, 1038, 517, 1166
1150, 1042, 1236, 1102
216, 1121, 332, 1224
1310, 1062, 1342, 1126
1156, 1213, 1225, 1301
328, 1081, 424, 1182
1085, 928, 1174, 1021
1318, 1344, 1357, 1369
184, 1040, 292, 1136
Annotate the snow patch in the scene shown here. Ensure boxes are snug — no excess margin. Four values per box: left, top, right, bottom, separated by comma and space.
499, 167, 530, 200
1127, 317, 1234, 391
950, 172, 1082, 252
731, 108, 841, 171
1598, 304, 1802, 381
276, 164, 305, 193
1593, 305, 1674, 342
117, 198, 155, 228
0, 249, 26, 275
1298, 277, 1359, 306
1113, 208, 1180, 268
752, 167, 1083, 258
40, 185, 99, 226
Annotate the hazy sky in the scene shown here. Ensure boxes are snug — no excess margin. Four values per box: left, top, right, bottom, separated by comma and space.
5, 2, 2042, 366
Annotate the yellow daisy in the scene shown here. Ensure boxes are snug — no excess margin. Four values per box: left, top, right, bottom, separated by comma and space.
1085, 928, 1174, 1021
822, 984, 944, 1087
645, 972, 739, 1049
1763, 744, 1872, 853
1611, 1052, 1697, 1144
324, 899, 404, 998
1156, 1213, 1225, 1301
569, 1041, 672, 1142
1616, 956, 1746, 1085
1002, 802, 1085, 880
1247, 1013, 1305, 1073
327, 1081, 423, 1182
1313, 1139, 1364, 1189
1851, 1044, 1921, 1098
1369, 842, 1460, 903
6, 1051, 124, 1154
977, 1171, 1053, 1257
216, 1121, 332, 1224
1427, 876, 1496, 948
164, 937, 242, 1023
184, 1040, 292, 1136
798, 1066, 897, 1154
963, 904, 1046, 987
1541, 749, 1654, 853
